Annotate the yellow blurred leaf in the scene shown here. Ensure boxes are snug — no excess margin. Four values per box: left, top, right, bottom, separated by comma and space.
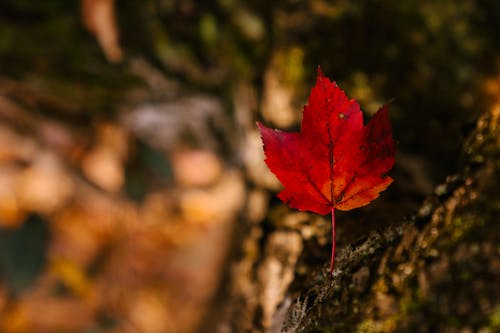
50, 260, 92, 298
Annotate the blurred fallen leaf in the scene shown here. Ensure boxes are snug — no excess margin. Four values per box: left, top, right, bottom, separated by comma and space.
180, 170, 245, 224
1, 294, 94, 333
37, 121, 75, 154
0, 166, 25, 227
81, 0, 123, 63
50, 260, 92, 298
16, 153, 74, 214
97, 123, 129, 160
49, 199, 120, 268
128, 291, 170, 333
141, 192, 174, 225
0, 125, 36, 163
82, 145, 124, 192
173, 149, 222, 187
81, 123, 129, 192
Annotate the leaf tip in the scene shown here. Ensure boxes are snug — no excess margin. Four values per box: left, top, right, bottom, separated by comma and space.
256, 121, 269, 133
317, 65, 324, 78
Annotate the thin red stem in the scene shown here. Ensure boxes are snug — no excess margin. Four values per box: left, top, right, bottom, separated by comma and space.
330, 208, 336, 277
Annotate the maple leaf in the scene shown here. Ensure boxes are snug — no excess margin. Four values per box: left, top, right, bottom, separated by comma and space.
258, 68, 395, 275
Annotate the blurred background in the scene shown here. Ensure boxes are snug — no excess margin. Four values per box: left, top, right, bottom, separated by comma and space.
0, 1, 499, 332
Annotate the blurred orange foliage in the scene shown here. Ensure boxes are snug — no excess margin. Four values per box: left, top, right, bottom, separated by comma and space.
82, 0, 123, 63
0, 90, 245, 332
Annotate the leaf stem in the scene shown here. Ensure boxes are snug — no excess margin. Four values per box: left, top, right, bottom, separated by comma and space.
330, 208, 336, 277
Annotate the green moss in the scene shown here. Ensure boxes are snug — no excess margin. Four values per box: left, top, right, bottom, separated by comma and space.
488, 304, 500, 329
356, 319, 382, 333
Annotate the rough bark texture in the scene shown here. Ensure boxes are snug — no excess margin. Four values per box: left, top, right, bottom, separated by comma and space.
216, 105, 500, 332
284, 107, 500, 332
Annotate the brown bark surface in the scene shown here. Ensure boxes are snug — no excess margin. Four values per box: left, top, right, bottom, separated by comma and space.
216, 105, 500, 332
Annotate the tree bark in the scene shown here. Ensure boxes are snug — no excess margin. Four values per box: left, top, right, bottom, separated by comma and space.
218, 105, 500, 333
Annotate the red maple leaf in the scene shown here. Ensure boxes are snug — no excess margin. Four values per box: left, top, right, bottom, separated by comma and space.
258, 69, 395, 276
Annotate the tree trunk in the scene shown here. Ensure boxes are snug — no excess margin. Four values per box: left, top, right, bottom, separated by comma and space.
216, 105, 500, 332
